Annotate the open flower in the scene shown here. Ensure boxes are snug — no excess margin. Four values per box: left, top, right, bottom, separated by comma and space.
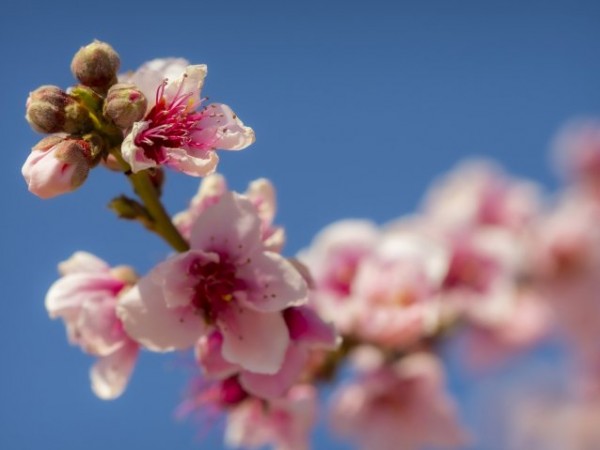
117, 193, 308, 374
45, 252, 139, 399
120, 59, 254, 176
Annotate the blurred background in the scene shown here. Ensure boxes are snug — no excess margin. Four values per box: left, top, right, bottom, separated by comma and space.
2, 0, 600, 448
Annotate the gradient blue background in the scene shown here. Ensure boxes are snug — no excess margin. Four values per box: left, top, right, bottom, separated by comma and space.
2, 1, 599, 448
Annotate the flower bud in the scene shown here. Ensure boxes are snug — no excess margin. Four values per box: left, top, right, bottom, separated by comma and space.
71, 40, 120, 91
103, 83, 147, 129
26, 85, 92, 134
22, 136, 92, 199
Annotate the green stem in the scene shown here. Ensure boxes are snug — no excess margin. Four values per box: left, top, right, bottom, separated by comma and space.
109, 148, 189, 252
129, 170, 190, 252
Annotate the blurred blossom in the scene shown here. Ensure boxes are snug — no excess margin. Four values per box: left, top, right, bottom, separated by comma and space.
423, 160, 542, 232
331, 352, 468, 450
349, 231, 448, 348
45, 252, 139, 399
225, 384, 317, 450
298, 220, 379, 333
530, 191, 600, 361
553, 120, 600, 196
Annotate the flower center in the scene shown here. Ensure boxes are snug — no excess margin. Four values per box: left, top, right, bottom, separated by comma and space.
189, 257, 245, 323
134, 80, 206, 163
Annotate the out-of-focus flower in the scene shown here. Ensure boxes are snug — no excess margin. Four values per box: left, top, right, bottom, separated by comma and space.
22, 135, 92, 199
174, 173, 285, 252
120, 59, 254, 176
298, 220, 379, 333
117, 193, 307, 374
530, 191, 600, 360
422, 160, 541, 232
349, 232, 448, 348
45, 252, 139, 399
509, 396, 600, 450
553, 120, 600, 195
331, 352, 468, 450
225, 384, 317, 450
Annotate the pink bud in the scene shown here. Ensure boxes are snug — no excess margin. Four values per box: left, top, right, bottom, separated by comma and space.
21, 136, 92, 199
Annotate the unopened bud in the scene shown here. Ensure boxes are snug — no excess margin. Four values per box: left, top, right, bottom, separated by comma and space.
103, 83, 147, 129
26, 85, 92, 134
71, 40, 120, 91
22, 136, 92, 199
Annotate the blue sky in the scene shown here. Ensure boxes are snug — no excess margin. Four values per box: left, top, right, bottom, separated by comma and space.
2, 1, 600, 449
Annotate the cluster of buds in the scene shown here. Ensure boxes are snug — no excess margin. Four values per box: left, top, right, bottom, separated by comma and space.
23, 41, 136, 198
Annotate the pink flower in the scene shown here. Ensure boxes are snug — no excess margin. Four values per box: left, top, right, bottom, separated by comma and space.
225, 384, 317, 450
173, 173, 285, 252
350, 232, 449, 348
120, 59, 254, 176
553, 120, 600, 194
422, 160, 541, 232
197, 305, 339, 399
45, 252, 139, 399
331, 352, 468, 450
22, 135, 91, 199
298, 220, 379, 333
117, 193, 308, 374
530, 191, 600, 359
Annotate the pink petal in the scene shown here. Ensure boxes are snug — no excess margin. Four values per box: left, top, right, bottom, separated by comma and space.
58, 252, 110, 275
219, 306, 290, 375
120, 58, 190, 109
45, 273, 122, 319
283, 306, 339, 349
121, 122, 158, 172
239, 345, 308, 399
164, 147, 219, 177
163, 64, 207, 109
90, 342, 138, 400
238, 252, 308, 312
116, 276, 206, 352
193, 103, 255, 151
195, 331, 240, 379
189, 193, 263, 260
151, 250, 219, 309
246, 178, 277, 224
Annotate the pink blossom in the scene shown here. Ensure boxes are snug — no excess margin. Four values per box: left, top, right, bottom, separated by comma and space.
530, 191, 600, 359
45, 252, 139, 399
22, 135, 91, 199
331, 352, 468, 450
225, 384, 317, 450
553, 120, 600, 194
173, 173, 285, 252
117, 193, 308, 374
196, 305, 338, 399
349, 232, 449, 348
121, 60, 254, 176
456, 287, 551, 372
423, 160, 541, 232
298, 220, 379, 333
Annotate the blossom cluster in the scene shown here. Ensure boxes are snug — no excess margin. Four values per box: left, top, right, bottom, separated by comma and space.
23, 41, 600, 450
